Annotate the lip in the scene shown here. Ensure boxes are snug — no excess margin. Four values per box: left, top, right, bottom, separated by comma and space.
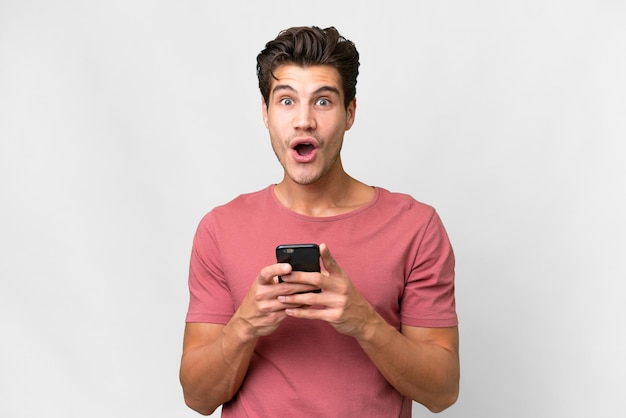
290, 137, 319, 163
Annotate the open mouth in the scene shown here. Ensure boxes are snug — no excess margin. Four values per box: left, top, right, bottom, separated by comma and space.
294, 143, 315, 156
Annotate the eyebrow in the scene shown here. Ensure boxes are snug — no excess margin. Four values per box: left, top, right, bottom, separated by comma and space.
271, 84, 341, 97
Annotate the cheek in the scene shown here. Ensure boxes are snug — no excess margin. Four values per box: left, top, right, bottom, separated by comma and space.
267, 115, 288, 136
269, 132, 288, 156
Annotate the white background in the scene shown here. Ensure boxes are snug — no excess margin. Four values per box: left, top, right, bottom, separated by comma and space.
1, 1, 624, 417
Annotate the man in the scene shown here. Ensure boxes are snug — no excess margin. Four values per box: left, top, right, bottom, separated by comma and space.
180, 26, 459, 417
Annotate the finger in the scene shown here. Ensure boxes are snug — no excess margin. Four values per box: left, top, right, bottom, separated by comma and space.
277, 286, 321, 304
258, 263, 292, 285
319, 243, 340, 275
285, 306, 334, 321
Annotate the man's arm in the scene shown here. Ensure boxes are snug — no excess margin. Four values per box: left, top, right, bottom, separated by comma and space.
180, 322, 255, 415
180, 262, 317, 415
278, 243, 460, 412
358, 322, 459, 412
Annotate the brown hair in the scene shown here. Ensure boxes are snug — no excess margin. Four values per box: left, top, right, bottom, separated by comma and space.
256, 26, 360, 109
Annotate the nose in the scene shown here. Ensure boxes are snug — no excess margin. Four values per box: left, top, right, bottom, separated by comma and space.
293, 104, 316, 131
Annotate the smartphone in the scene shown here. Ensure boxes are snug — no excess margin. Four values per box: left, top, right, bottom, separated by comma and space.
276, 243, 321, 292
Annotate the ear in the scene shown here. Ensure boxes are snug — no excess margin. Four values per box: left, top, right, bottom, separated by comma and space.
261, 96, 269, 128
345, 98, 357, 130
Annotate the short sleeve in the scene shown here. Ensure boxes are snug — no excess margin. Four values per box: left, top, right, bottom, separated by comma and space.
185, 212, 235, 323
400, 210, 457, 327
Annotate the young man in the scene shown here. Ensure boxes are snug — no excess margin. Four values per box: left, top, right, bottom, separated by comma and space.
180, 26, 459, 417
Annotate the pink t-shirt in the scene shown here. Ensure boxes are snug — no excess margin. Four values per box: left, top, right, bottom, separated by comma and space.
186, 186, 457, 417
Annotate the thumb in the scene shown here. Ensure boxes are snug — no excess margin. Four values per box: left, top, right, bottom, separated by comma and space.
319, 243, 340, 274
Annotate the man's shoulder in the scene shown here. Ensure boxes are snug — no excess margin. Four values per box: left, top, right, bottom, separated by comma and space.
205, 185, 273, 219
223, 186, 272, 207
194, 186, 273, 233
375, 187, 435, 214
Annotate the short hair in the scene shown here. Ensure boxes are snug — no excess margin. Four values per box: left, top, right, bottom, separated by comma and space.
256, 26, 360, 109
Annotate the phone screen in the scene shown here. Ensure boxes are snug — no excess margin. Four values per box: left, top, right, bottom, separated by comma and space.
276, 244, 321, 292
276, 243, 320, 272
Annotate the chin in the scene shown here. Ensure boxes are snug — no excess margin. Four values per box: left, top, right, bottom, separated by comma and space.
287, 172, 322, 186
292, 177, 319, 186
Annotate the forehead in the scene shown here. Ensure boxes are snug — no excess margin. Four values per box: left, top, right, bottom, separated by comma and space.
270, 64, 343, 96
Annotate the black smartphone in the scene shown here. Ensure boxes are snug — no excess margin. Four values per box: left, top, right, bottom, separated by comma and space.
276, 243, 321, 292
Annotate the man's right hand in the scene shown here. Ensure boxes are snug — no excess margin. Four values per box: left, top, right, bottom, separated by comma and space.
181, 262, 315, 414
231, 262, 318, 340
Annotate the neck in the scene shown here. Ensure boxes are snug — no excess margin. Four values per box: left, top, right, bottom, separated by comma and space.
274, 165, 374, 217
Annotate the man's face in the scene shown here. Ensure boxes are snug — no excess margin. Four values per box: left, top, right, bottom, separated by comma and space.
262, 64, 356, 186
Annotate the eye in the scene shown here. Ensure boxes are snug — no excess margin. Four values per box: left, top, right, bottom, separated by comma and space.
280, 97, 294, 106
316, 98, 330, 106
